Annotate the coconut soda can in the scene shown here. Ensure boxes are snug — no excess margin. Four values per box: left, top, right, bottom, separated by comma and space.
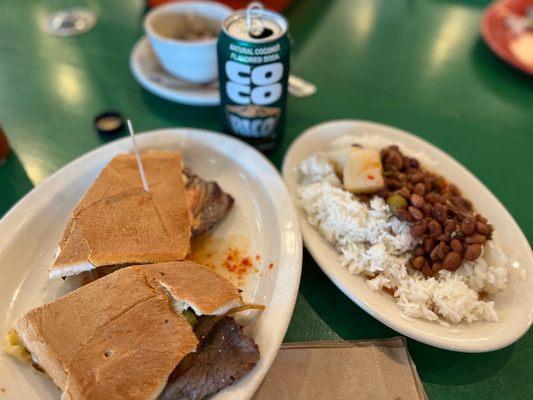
217, 3, 290, 151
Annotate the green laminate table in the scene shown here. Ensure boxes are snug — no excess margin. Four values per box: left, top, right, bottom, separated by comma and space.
1, 0, 532, 398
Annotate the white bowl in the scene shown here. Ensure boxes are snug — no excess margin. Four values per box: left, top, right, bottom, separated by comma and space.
144, 1, 232, 84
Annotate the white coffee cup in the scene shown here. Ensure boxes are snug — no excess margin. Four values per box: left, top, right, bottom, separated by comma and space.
144, 1, 232, 84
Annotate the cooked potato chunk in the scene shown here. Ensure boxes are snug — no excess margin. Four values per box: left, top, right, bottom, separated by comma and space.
343, 148, 384, 193
325, 148, 350, 175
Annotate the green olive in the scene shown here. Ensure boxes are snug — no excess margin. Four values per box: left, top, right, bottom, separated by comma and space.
182, 309, 197, 327
387, 193, 408, 211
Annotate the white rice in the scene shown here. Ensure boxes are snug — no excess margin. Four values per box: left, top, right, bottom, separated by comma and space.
297, 139, 513, 325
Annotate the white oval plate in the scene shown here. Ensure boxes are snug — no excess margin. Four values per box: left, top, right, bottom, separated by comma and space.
130, 36, 220, 106
282, 119, 533, 353
0, 129, 302, 399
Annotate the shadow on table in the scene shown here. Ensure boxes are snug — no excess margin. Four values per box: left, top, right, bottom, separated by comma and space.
298, 249, 398, 339
408, 340, 515, 385
471, 38, 533, 110
285, 0, 335, 57
0, 150, 34, 216
96, 130, 128, 144
140, 90, 219, 130
430, 0, 488, 8
298, 248, 515, 386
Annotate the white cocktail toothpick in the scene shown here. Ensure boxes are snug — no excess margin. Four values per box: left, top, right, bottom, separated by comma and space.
127, 119, 150, 193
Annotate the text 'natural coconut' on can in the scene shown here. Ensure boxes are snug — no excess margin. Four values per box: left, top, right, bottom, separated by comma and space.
217, 5, 290, 151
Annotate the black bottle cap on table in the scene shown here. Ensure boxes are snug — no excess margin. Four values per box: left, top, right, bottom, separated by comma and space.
94, 111, 125, 136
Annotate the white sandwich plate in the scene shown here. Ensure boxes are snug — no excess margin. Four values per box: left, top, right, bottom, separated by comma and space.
0, 128, 302, 399
282, 119, 533, 353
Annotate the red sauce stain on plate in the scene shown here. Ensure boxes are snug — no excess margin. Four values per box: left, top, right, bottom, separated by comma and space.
188, 233, 260, 287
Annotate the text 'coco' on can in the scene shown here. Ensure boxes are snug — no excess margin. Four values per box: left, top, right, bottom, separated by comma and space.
217, 3, 291, 151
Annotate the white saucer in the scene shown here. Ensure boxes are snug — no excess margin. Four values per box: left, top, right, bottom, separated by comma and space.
129, 36, 220, 106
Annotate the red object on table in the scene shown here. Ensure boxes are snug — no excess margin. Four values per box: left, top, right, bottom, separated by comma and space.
0, 126, 10, 165
482, 0, 533, 74
147, 0, 293, 12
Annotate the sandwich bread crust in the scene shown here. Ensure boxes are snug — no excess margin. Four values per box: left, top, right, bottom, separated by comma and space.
50, 152, 191, 278
12, 261, 244, 400
14, 268, 156, 389
134, 261, 243, 316
64, 296, 197, 400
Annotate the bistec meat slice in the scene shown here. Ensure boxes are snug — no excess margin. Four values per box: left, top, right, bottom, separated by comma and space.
185, 170, 235, 238
161, 316, 260, 400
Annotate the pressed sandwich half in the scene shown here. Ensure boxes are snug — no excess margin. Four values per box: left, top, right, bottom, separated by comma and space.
5, 261, 260, 400
49, 151, 234, 279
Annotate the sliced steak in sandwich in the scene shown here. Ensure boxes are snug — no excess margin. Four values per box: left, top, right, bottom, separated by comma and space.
161, 316, 260, 400
49, 153, 235, 281
184, 170, 234, 238
5, 261, 248, 400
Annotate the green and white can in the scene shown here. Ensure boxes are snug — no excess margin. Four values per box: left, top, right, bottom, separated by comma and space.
217, 4, 290, 151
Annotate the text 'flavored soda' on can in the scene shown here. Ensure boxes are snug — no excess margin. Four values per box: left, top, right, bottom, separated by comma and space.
217, 2, 290, 151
